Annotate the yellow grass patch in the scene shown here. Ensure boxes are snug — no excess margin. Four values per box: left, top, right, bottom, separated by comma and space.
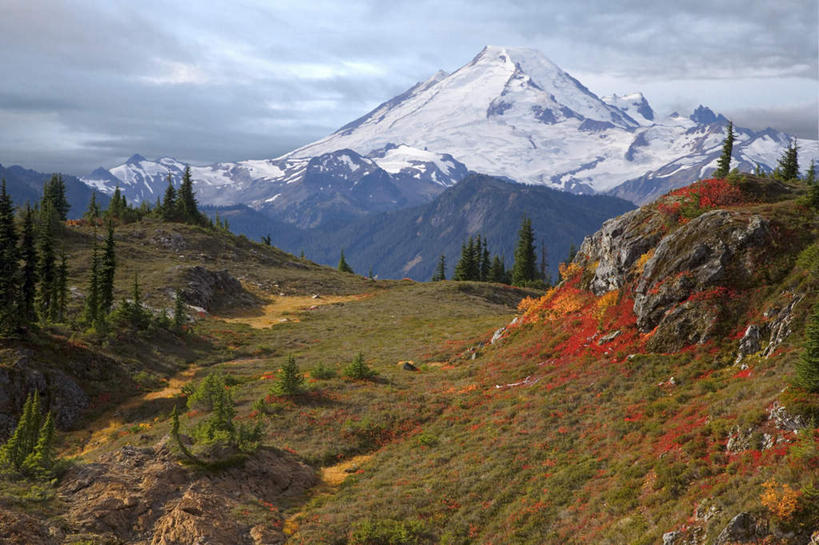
219, 295, 366, 329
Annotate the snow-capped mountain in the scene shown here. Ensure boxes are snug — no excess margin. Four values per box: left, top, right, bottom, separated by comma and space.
82, 146, 467, 228
84, 45, 818, 213
287, 45, 817, 201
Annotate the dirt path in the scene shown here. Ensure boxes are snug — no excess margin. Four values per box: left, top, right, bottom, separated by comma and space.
283, 454, 374, 536
60, 365, 201, 457
218, 294, 365, 329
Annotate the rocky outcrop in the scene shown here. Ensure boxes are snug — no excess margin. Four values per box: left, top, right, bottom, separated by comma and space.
0, 350, 91, 438
576, 208, 664, 296
762, 293, 804, 357
735, 324, 762, 364
181, 266, 261, 311
58, 440, 316, 544
714, 512, 767, 545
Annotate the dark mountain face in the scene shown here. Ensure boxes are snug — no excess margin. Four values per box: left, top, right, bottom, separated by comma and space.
212, 174, 634, 280
0, 164, 109, 217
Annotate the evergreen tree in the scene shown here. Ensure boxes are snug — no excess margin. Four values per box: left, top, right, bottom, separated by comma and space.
431, 255, 446, 281
0, 180, 19, 334
99, 221, 116, 315
84, 191, 100, 222
338, 250, 354, 274
0, 391, 54, 477
261, 234, 271, 246
480, 242, 491, 282
173, 288, 187, 331
512, 215, 537, 286
539, 240, 550, 287
19, 204, 38, 328
714, 121, 734, 179
54, 253, 68, 322
776, 140, 799, 181
161, 173, 177, 221
35, 201, 58, 322
21, 411, 55, 478
453, 241, 469, 281
270, 354, 304, 396
795, 304, 819, 393
108, 187, 124, 219
43, 174, 69, 221
178, 166, 202, 224
488, 255, 507, 284
344, 352, 375, 380
806, 160, 816, 185
83, 243, 100, 326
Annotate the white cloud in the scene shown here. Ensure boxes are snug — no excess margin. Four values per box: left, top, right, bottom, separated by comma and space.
140, 60, 210, 86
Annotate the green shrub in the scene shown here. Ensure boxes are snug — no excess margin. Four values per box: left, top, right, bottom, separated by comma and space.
270, 354, 304, 396
311, 362, 337, 380
344, 352, 376, 380
349, 519, 428, 545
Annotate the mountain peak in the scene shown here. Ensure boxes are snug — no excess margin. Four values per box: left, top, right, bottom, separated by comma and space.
126, 153, 147, 164
689, 105, 728, 125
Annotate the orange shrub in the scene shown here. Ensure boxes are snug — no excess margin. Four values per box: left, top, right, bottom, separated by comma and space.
760, 479, 801, 521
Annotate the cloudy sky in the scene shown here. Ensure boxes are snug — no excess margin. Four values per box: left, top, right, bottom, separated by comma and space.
1, 0, 816, 175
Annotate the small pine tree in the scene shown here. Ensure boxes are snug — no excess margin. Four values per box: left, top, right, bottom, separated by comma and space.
54, 253, 68, 322
0, 391, 54, 478
453, 241, 469, 281
431, 255, 446, 281
270, 355, 304, 396
19, 204, 38, 328
344, 352, 375, 380
84, 191, 100, 222
173, 288, 187, 331
84, 243, 100, 326
714, 121, 734, 179
776, 141, 799, 181
43, 174, 69, 221
108, 187, 124, 219
21, 412, 55, 478
338, 250, 354, 274
161, 173, 177, 221
0, 180, 19, 334
480, 242, 491, 282
488, 255, 507, 284
99, 221, 116, 315
35, 201, 58, 322
178, 166, 203, 225
261, 234, 272, 246
795, 304, 819, 393
806, 160, 816, 185
512, 215, 537, 286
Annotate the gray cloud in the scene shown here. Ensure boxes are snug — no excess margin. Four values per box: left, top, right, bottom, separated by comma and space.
0, 0, 816, 174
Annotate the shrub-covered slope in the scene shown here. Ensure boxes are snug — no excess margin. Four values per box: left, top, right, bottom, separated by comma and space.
288, 176, 819, 545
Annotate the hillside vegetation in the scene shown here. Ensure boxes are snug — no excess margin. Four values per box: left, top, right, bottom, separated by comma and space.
0, 174, 817, 545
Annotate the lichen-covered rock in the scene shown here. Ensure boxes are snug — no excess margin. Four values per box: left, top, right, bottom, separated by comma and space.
768, 400, 806, 432
181, 266, 261, 311
576, 207, 664, 295
58, 440, 317, 544
633, 211, 771, 350
714, 512, 767, 545
762, 292, 804, 357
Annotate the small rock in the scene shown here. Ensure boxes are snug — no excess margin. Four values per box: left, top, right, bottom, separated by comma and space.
402, 362, 418, 372
598, 330, 621, 345
735, 324, 761, 364
662, 530, 680, 545
491, 327, 505, 344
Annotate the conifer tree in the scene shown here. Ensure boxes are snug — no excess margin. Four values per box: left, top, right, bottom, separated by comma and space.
261, 234, 271, 246
0, 180, 19, 334
714, 121, 734, 179
36, 202, 58, 322
161, 173, 177, 221
539, 240, 551, 287
488, 255, 507, 284
84, 191, 100, 222
178, 166, 202, 224
108, 187, 124, 219
795, 304, 819, 393
43, 174, 69, 221
21, 411, 55, 478
432, 255, 446, 281
19, 204, 38, 328
806, 160, 816, 186
270, 355, 304, 396
480, 241, 491, 282
344, 352, 375, 380
776, 141, 799, 181
338, 250, 354, 274
83, 243, 100, 326
173, 288, 187, 331
54, 253, 68, 322
99, 221, 116, 315
0, 391, 54, 477
512, 215, 537, 286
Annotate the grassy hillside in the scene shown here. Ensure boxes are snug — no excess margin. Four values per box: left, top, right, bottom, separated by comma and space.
1, 175, 817, 545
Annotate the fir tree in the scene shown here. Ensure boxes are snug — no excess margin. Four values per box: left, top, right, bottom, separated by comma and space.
261, 234, 272, 246
178, 166, 202, 224
19, 204, 38, 328
806, 160, 816, 185
270, 355, 304, 397
99, 221, 116, 315
795, 304, 819, 393
173, 288, 187, 331
43, 174, 69, 221
0, 180, 19, 334
488, 255, 507, 284
480, 241, 491, 282
714, 121, 734, 179
512, 215, 537, 286
108, 187, 124, 219
344, 352, 375, 380
35, 201, 58, 322
453, 241, 469, 281
161, 173, 177, 221
21, 411, 55, 478
432, 255, 446, 281
776, 140, 799, 181
0, 391, 54, 477
84, 191, 100, 222
338, 250, 354, 274
83, 243, 100, 326
54, 253, 68, 322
